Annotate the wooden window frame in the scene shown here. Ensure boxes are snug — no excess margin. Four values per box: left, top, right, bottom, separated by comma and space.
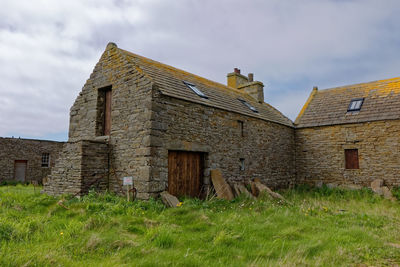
345, 149, 359, 169
41, 153, 50, 168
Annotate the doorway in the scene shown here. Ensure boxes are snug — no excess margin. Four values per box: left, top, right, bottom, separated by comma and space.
14, 160, 27, 182
168, 151, 204, 198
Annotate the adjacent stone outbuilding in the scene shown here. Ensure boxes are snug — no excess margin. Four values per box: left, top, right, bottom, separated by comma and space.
295, 78, 400, 187
43, 43, 295, 199
0, 137, 64, 184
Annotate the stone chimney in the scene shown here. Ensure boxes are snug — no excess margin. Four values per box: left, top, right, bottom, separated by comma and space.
227, 68, 249, 88
227, 69, 264, 103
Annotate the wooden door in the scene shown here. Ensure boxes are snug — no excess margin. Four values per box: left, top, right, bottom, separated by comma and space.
168, 151, 203, 198
104, 88, 112, 136
14, 160, 27, 182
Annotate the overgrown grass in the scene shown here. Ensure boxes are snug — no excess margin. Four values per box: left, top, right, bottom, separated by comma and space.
1, 185, 400, 266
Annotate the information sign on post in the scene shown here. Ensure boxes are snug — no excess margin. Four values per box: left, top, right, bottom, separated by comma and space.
123, 176, 133, 186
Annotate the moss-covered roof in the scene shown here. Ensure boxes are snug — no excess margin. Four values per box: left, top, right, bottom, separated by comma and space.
295, 77, 400, 128
119, 48, 293, 127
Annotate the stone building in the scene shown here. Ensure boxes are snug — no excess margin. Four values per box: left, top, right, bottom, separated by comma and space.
43, 43, 295, 199
0, 137, 64, 184
41, 42, 400, 198
295, 78, 400, 187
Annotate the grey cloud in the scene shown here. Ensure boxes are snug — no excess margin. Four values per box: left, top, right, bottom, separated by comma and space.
1, 0, 400, 139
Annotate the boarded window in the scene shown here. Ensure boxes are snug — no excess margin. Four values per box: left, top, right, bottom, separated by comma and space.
97, 86, 112, 136
41, 153, 50, 167
345, 149, 359, 169
104, 88, 112, 136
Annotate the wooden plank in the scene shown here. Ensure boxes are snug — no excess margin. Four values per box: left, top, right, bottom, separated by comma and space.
104, 89, 112, 135
345, 149, 359, 169
210, 169, 234, 200
168, 151, 203, 198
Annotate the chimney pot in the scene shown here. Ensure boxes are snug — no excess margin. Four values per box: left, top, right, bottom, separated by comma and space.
234, 68, 240, 74
248, 73, 254, 82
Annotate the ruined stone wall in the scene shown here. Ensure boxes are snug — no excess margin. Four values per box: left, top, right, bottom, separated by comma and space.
43, 140, 108, 196
148, 93, 296, 196
295, 120, 400, 187
66, 44, 154, 198
0, 137, 63, 183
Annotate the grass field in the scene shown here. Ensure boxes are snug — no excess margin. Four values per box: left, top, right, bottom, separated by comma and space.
1, 185, 400, 266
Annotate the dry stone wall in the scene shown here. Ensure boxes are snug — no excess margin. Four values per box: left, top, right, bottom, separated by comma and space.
148, 93, 296, 196
43, 140, 108, 196
0, 137, 63, 183
295, 120, 400, 187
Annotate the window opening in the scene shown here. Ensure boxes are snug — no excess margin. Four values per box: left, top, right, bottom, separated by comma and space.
348, 98, 364, 112
183, 81, 208, 99
41, 153, 50, 167
240, 158, 245, 171
238, 99, 258, 113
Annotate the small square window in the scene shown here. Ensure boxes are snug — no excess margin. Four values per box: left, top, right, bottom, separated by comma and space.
348, 98, 364, 112
41, 153, 50, 168
183, 81, 208, 99
345, 149, 359, 169
238, 99, 258, 113
240, 158, 245, 171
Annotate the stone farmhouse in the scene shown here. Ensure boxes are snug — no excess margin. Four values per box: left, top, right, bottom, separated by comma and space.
3, 42, 398, 198
295, 78, 400, 187
0, 137, 63, 184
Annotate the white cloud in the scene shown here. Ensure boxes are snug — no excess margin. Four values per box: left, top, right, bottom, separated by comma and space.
1, 0, 400, 139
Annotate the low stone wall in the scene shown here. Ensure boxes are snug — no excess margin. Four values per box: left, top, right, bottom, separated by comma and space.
296, 120, 400, 187
43, 140, 108, 196
0, 137, 64, 183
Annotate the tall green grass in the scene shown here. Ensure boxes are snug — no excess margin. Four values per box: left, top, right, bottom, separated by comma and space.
0, 184, 399, 266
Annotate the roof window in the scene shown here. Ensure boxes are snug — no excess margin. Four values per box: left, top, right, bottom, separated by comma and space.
183, 81, 208, 99
238, 99, 258, 113
348, 98, 364, 112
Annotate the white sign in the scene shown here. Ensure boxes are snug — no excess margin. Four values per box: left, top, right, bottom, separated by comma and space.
123, 176, 133, 186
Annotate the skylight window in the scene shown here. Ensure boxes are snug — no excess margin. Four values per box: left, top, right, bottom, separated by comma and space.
183, 81, 208, 99
348, 98, 364, 112
238, 99, 258, 113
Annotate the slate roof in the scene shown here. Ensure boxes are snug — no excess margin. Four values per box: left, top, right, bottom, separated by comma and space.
119, 48, 293, 127
295, 77, 400, 128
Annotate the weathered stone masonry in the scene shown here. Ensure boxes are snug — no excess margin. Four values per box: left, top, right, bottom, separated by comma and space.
149, 93, 295, 196
45, 43, 154, 198
42, 43, 400, 199
43, 140, 108, 196
0, 137, 63, 183
43, 43, 296, 198
295, 120, 400, 187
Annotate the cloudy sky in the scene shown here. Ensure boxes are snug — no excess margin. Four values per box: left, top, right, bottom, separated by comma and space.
1, 0, 400, 141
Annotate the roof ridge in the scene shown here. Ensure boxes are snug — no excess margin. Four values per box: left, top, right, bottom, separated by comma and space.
318, 76, 400, 93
